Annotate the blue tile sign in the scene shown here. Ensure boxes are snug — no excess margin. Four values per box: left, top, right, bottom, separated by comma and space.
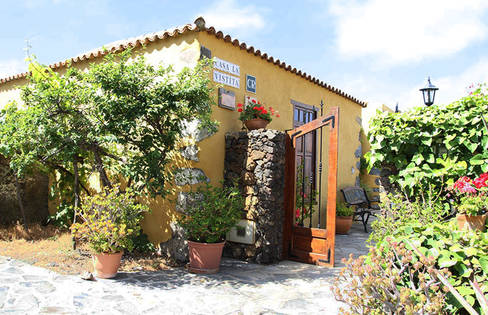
246, 74, 256, 93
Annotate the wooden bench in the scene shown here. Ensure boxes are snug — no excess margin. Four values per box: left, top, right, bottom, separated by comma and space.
340, 187, 376, 233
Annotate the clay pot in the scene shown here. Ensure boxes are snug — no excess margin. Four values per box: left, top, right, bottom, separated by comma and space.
244, 118, 269, 130
92, 251, 123, 279
336, 216, 353, 235
187, 241, 225, 274
456, 214, 487, 232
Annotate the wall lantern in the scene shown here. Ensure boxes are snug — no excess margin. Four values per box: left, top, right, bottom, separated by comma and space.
419, 77, 439, 106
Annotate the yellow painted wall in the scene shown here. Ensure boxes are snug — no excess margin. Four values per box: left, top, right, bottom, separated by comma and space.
0, 30, 364, 244
197, 32, 363, 228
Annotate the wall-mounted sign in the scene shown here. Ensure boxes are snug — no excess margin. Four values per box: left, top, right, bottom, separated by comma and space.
213, 70, 240, 89
246, 74, 256, 93
213, 57, 240, 76
218, 88, 236, 110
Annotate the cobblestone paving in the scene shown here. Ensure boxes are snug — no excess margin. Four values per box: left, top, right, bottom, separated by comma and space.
0, 223, 370, 315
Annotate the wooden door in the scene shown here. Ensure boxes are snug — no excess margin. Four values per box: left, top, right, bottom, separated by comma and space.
283, 107, 339, 267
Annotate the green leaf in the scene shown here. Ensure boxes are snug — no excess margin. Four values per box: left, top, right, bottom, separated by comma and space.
439, 257, 457, 268
480, 257, 488, 274
422, 138, 432, 146
464, 247, 478, 257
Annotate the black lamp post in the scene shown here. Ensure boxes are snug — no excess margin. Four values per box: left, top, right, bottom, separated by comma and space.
419, 77, 439, 106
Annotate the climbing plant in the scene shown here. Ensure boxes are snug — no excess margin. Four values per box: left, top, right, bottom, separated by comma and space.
366, 84, 488, 196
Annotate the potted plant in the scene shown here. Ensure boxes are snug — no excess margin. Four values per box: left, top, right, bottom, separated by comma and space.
71, 187, 149, 278
237, 99, 279, 130
450, 174, 488, 231
177, 181, 244, 274
336, 201, 354, 234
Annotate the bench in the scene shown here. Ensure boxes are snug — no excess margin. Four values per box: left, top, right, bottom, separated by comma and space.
340, 187, 377, 233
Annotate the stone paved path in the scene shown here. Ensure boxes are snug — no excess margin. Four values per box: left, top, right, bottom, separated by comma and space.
0, 223, 370, 315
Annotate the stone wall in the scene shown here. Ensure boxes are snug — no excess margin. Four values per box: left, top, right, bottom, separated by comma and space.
223, 129, 286, 264
0, 156, 49, 225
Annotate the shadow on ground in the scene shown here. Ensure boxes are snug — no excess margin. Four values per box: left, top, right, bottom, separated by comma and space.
107, 222, 371, 291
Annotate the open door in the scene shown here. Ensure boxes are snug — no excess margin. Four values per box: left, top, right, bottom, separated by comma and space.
283, 106, 339, 267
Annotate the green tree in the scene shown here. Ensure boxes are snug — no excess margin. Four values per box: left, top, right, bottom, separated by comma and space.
0, 49, 217, 229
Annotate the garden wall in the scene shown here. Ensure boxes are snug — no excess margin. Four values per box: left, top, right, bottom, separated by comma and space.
223, 129, 286, 264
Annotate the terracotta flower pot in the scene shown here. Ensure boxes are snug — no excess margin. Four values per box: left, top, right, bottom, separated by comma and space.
92, 251, 123, 279
456, 214, 487, 232
187, 240, 225, 274
244, 118, 269, 130
336, 216, 353, 235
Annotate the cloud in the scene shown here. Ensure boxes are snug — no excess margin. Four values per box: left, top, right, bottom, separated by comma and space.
0, 59, 27, 79
339, 58, 488, 123
197, 0, 267, 38
329, 0, 488, 65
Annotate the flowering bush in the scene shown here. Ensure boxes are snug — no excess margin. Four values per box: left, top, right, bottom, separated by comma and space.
450, 173, 488, 215
237, 99, 279, 122
71, 187, 149, 254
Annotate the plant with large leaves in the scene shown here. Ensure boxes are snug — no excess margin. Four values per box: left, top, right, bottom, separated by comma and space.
366, 84, 488, 197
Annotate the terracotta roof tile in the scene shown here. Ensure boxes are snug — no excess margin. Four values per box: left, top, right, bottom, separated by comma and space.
0, 17, 367, 107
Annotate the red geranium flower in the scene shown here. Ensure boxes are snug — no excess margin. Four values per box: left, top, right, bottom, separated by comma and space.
262, 110, 268, 114
237, 103, 243, 107
276, 114, 280, 117
237, 108, 243, 112
252, 99, 256, 103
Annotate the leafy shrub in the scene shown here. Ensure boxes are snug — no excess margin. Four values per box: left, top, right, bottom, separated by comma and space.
369, 193, 449, 243
130, 232, 156, 253
47, 201, 74, 229
336, 202, 354, 217
366, 84, 488, 196
333, 238, 449, 314
389, 223, 488, 314
71, 187, 149, 253
177, 181, 244, 243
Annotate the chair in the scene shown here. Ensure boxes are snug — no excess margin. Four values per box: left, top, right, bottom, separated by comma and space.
340, 187, 376, 233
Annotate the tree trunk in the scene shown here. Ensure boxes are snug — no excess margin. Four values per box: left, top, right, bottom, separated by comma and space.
14, 175, 28, 232
93, 148, 112, 189
72, 158, 80, 250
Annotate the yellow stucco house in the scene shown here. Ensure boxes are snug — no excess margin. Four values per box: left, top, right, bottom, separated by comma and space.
0, 18, 367, 249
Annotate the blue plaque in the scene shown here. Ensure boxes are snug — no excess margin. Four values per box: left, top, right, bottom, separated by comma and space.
246, 74, 256, 93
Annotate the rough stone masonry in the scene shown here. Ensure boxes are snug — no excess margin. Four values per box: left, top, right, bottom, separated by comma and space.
223, 129, 286, 264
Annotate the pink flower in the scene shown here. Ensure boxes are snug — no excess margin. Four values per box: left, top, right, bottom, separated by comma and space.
460, 183, 477, 194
